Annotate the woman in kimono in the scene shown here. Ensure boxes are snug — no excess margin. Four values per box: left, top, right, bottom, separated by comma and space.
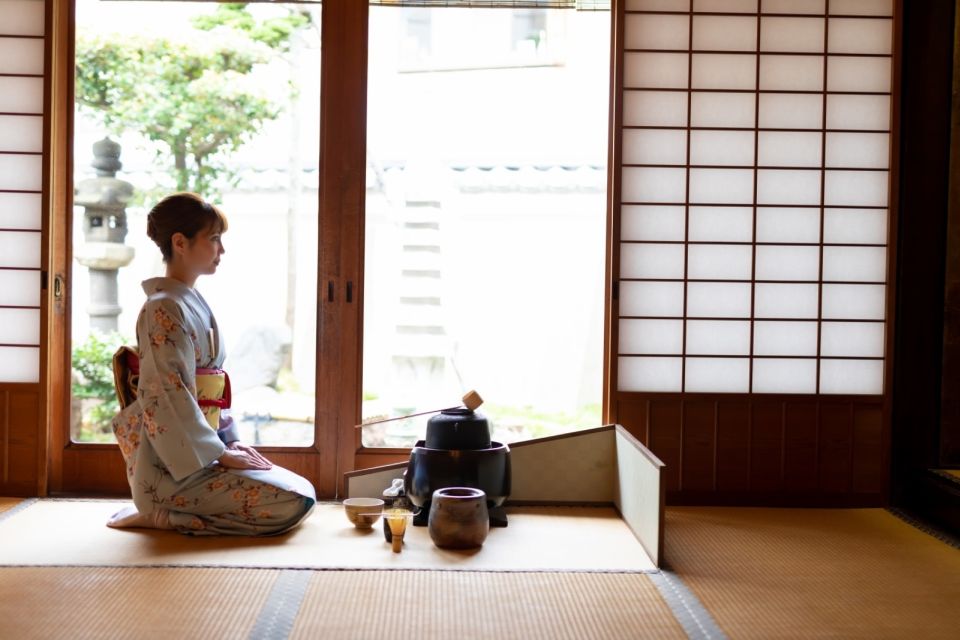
108, 192, 316, 535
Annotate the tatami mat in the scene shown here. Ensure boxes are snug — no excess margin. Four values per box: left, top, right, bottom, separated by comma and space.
0, 566, 277, 639
290, 570, 686, 640
665, 507, 960, 640
0, 497, 22, 515
0, 500, 655, 572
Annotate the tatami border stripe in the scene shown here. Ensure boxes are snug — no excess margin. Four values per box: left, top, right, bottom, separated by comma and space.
248, 569, 312, 640
886, 507, 960, 550
0, 560, 658, 573
0, 498, 36, 523
649, 570, 728, 640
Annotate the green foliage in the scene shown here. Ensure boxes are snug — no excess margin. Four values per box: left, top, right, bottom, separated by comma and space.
192, 3, 313, 53
72, 331, 131, 439
75, 30, 279, 196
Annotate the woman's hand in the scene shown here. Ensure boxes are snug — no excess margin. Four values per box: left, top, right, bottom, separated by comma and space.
217, 445, 273, 470
226, 441, 273, 468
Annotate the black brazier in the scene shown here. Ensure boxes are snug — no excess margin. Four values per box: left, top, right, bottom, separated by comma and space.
404, 408, 511, 527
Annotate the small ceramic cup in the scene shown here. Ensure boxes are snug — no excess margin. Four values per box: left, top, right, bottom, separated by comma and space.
343, 497, 384, 529
428, 487, 489, 549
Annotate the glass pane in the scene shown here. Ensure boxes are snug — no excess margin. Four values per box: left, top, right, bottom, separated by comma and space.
621, 205, 686, 241
0, 77, 44, 114
72, 0, 321, 445
619, 319, 683, 354
364, 6, 609, 446
618, 356, 682, 392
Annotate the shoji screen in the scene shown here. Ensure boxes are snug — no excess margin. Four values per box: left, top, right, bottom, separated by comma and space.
616, 0, 892, 395
0, 0, 44, 384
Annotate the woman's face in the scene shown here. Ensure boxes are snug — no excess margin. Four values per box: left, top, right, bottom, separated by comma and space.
173, 223, 225, 276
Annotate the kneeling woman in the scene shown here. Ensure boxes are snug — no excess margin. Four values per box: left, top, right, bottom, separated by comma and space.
109, 193, 315, 535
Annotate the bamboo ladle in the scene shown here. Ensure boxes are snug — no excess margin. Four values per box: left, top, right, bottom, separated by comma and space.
355, 390, 483, 429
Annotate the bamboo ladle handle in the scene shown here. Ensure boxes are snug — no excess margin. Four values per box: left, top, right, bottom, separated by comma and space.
355, 390, 483, 429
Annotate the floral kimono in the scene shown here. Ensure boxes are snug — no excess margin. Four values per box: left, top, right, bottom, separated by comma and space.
111, 276, 315, 535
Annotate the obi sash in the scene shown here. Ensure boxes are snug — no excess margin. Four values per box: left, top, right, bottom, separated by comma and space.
112, 345, 232, 430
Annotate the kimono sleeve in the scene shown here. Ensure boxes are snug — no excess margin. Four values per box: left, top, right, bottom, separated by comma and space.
137, 296, 225, 481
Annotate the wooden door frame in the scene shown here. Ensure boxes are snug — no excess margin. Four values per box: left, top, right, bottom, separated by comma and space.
45, 0, 369, 499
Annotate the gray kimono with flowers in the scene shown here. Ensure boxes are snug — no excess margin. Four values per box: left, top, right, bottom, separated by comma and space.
111, 276, 314, 535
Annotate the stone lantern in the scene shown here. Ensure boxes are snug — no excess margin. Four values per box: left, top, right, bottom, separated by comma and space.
74, 137, 135, 333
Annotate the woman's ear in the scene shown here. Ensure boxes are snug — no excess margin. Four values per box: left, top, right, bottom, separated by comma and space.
171, 231, 188, 257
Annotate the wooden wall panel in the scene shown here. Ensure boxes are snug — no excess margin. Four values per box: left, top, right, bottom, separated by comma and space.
682, 401, 714, 493
1, 385, 40, 495
819, 403, 852, 494
648, 400, 681, 493
615, 394, 886, 505
716, 401, 750, 493
852, 405, 884, 494
783, 403, 817, 493
750, 401, 784, 492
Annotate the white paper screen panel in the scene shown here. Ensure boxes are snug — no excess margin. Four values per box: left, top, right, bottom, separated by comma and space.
618, 0, 893, 395
1, 0, 45, 384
